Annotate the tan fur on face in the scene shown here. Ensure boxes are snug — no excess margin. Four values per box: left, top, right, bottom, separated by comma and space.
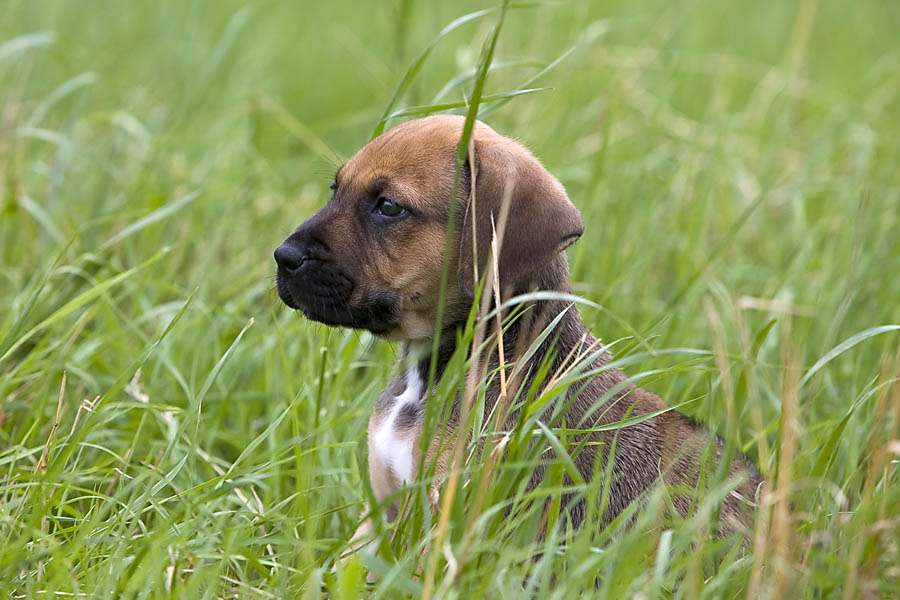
379, 223, 453, 341
330, 116, 493, 340
298, 115, 574, 341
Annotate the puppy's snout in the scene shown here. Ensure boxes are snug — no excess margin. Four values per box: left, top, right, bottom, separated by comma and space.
274, 228, 360, 321
274, 242, 307, 273
275, 229, 330, 273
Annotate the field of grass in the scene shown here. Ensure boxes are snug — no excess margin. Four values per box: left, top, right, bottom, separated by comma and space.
2, 0, 900, 597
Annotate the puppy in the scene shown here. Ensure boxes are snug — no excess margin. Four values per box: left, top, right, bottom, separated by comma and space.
274, 115, 762, 546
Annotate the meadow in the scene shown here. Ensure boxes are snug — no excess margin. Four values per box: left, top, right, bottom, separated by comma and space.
2, 0, 899, 597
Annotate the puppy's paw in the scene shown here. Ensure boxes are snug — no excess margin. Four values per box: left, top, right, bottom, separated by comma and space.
333, 511, 375, 576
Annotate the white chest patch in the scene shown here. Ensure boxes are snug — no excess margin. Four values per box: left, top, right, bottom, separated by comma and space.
371, 368, 424, 485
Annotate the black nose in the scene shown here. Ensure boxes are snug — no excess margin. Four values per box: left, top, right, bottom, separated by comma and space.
274, 243, 306, 273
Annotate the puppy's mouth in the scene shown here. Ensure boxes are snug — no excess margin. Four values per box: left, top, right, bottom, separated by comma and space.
275, 266, 399, 335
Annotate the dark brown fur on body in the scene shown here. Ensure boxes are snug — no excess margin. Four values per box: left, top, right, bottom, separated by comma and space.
423, 261, 762, 532
388, 249, 762, 535
273, 115, 762, 546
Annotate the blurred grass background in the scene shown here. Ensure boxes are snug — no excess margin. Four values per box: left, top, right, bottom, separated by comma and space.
2, 0, 899, 597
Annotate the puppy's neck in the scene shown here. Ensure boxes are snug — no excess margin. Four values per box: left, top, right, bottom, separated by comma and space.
411, 254, 599, 386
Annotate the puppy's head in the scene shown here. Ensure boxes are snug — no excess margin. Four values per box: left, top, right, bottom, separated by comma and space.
274, 115, 583, 340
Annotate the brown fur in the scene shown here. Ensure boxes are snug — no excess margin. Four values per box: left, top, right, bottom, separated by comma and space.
274, 115, 762, 549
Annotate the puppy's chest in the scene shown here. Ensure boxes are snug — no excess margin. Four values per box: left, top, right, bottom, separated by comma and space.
370, 368, 426, 484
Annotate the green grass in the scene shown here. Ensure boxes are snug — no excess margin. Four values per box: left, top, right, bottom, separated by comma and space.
2, 0, 900, 597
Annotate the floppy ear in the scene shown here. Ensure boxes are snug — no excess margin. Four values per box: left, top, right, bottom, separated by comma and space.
457, 139, 584, 298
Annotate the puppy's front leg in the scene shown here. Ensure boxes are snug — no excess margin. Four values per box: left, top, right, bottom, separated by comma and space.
344, 373, 418, 564
344, 425, 399, 564
344, 366, 433, 576
338, 442, 396, 587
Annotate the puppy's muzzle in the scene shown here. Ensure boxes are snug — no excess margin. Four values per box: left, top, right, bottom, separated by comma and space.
274, 227, 399, 334
274, 232, 354, 317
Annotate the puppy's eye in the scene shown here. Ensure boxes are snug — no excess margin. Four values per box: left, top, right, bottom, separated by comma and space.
375, 197, 406, 218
